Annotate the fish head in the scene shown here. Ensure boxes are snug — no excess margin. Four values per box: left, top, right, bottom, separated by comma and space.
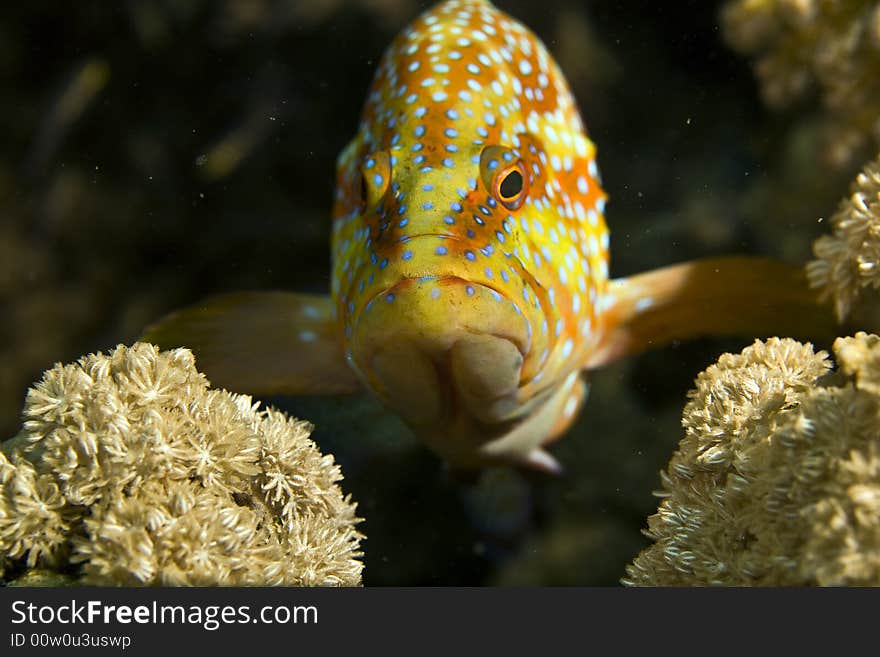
331, 132, 555, 435
329, 0, 609, 466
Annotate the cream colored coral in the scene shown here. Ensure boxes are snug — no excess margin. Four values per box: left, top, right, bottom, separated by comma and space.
625, 334, 880, 586
808, 153, 880, 319
722, 0, 880, 165
0, 342, 363, 586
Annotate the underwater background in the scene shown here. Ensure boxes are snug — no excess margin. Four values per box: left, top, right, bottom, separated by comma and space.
1, 0, 866, 584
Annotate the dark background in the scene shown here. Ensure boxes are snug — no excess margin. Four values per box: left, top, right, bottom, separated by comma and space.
0, 0, 859, 584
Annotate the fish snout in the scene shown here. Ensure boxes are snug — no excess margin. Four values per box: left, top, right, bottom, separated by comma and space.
349, 277, 532, 430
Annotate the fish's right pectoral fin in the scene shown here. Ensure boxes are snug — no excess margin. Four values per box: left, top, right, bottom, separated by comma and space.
141, 291, 361, 396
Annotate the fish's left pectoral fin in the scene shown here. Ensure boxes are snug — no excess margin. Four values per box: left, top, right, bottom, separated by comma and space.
141, 291, 361, 396
586, 256, 841, 369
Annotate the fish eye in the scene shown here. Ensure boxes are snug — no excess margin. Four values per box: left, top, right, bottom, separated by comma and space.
480, 145, 529, 211
499, 169, 523, 201
358, 173, 368, 211
493, 162, 528, 211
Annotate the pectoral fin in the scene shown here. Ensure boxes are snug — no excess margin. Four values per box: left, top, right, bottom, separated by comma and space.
518, 448, 563, 476
586, 256, 841, 369
543, 375, 588, 446
141, 291, 361, 396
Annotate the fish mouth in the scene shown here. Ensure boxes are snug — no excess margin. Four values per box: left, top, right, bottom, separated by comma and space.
342, 225, 559, 426
349, 276, 536, 428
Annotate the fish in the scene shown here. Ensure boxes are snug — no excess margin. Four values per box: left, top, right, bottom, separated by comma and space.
144, 0, 837, 473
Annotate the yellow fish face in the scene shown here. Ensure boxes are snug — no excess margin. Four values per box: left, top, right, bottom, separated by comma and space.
330, 0, 609, 467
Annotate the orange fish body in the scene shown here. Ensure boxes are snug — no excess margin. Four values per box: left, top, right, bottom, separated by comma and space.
144, 0, 835, 472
